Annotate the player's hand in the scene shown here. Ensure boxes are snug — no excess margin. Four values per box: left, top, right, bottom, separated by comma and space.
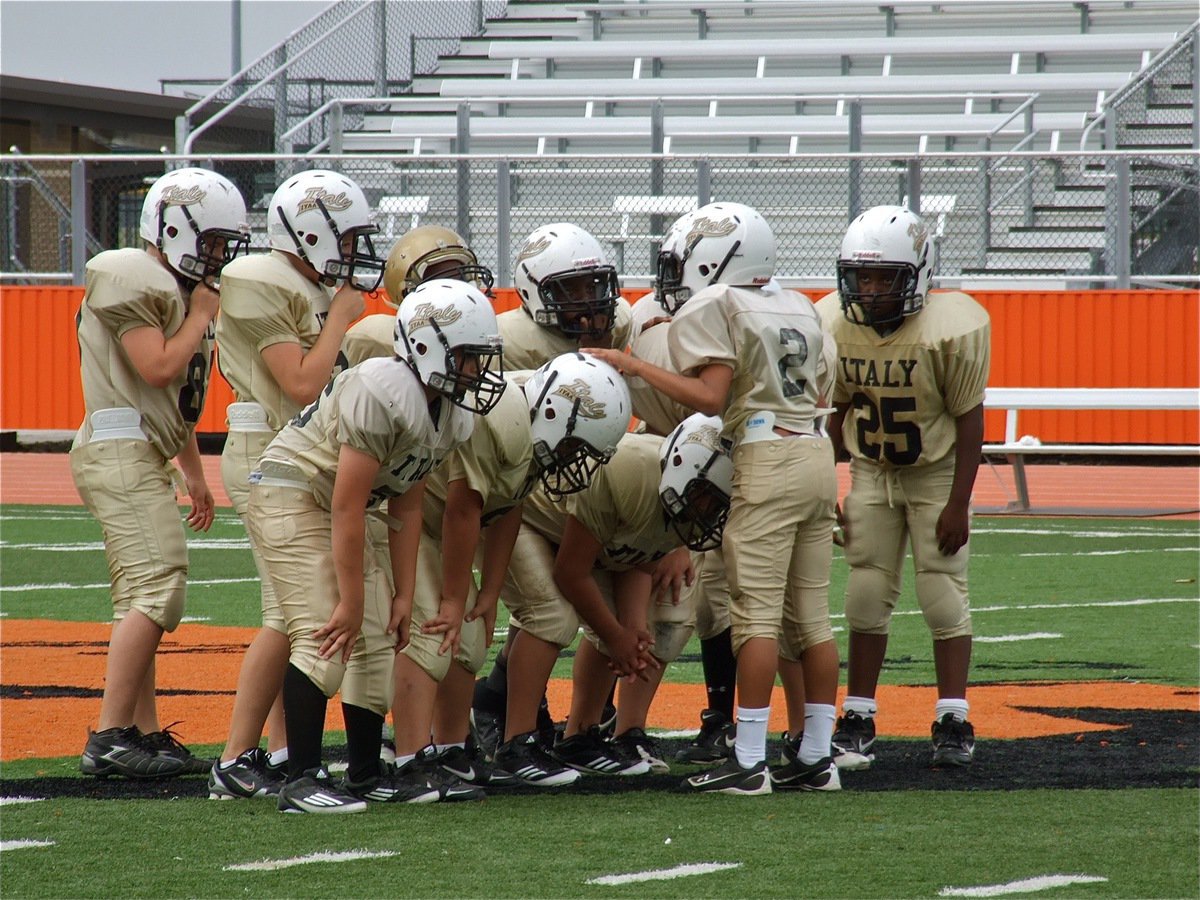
581, 347, 639, 376
833, 501, 847, 548
183, 478, 214, 533
314, 602, 363, 664
187, 281, 221, 323
422, 598, 466, 657
650, 548, 694, 606
328, 283, 366, 326
386, 593, 412, 652
606, 627, 660, 682
464, 593, 499, 648
936, 498, 971, 555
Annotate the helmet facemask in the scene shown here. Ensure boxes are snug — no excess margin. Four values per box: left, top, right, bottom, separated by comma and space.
157, 203, 249, 287
416, 322, 506, 415
535, 266, 620, 339
656, 232, 742, 314
532, 432, 611, 500
836, 261, 924, 329
661, 475, 731, 552
277, 196, 385, 292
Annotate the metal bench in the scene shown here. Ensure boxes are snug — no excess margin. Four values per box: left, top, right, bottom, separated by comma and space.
981, 386, 1200, 512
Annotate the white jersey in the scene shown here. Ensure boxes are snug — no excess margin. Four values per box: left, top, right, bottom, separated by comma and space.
260, 356, 473, 510
215, 250, 334, 432
669, 284, 832, 444
73, 248, 211, 459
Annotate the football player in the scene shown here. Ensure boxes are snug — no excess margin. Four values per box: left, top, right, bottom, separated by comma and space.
75, 167, 249, 779
587, 201, 843, 795
209, 169, 381, 799
472, 226, 634, 750
246, 279, 502, 813
815, 205, 990, 769
552, 413, 733, 776
489, 355, 635, 786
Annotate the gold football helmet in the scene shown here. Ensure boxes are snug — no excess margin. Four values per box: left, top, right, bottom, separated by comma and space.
382, 225, 493, 308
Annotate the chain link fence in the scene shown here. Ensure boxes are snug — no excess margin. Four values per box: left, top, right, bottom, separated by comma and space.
2, 150, 1196, 287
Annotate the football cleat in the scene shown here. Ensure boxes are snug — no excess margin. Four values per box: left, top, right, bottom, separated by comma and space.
931, 714, 975, 767
143, 723, 214, 776
685, 757, 771, 796
80, 726, 185, 779
831, 711, 877, 771
494, 732, 581, 788
770, 755, 841, 791
551, 726, 650, 776
611, 728, 669, 774
208, 747, 283, 799
278, 768, 366, 814
675, 708, 736, 763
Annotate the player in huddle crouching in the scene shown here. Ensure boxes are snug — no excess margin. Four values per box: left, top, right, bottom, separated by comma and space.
244, 279, 503, 814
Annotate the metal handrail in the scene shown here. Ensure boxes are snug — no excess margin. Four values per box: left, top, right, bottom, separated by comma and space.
179, 3, 375, 155
1078, 22, 1199, 152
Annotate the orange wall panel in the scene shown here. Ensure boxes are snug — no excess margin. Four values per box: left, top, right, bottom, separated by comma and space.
2, 286, 1196, 444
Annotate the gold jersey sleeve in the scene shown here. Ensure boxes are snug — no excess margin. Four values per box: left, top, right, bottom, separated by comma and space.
628, 320, 692, 436
422, 380, 535, 537
261, 357, 474, 510
73, 248, 211, 459
497, 297, 634, 371
817, 290, 991, 468
340, 313, 395, 370
669, 285, 829, 442
566, 433, 680, 571
215, 251, 333, 432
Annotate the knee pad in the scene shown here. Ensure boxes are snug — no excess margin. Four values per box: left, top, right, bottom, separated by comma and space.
650, 620, 694, 664
456, 618, 487, 675
843, 569, 899, 635
128, 567, 187, 632
778, 618, 835, 662
915, 571, 972, 640
340, 642, 393, 717
400, 631, 454, 684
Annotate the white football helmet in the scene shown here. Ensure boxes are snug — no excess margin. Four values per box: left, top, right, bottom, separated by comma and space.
267, 169, 384, 291
836, 205, 932, 328
394, 278, 505, 414
524, 353, 631, 499
138, 167, 249, 284
382, 225, 494, 309
658, 413, 734, 552
513, 223, 620, 339
656, 201, 775, 313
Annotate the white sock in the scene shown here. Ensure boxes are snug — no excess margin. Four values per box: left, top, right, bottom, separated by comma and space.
935, 698, 969, 723
843, 695, 877, 718
733, 706, 770, 768
799, 703, 836, 765
267, 747, 288, 767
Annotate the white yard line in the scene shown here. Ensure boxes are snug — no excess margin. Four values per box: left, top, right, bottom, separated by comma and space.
939, 874, 1108, 896
0, 839, 55, 852
0, 797, 45, 806
585, 862, 742, 886
3, 577, 259, 593
975, 632, 1062, 643
2, 539, 251, 551
223, 850, 397, 872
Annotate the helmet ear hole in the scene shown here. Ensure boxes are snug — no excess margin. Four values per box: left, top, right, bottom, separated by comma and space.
414, 341, 428, 355
697, 264, 710, 276
164, 225, 178, 239
544, 407, 557, 420
304, 233, 318, 247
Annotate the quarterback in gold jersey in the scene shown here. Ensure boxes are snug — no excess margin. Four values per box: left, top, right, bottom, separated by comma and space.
815, 204, 991, 770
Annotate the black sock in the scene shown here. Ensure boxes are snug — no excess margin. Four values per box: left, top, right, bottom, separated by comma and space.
701, 628, 736, 720
342, 703, 385, 784
475, 653, 508, 713
282, 664, 328, 781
